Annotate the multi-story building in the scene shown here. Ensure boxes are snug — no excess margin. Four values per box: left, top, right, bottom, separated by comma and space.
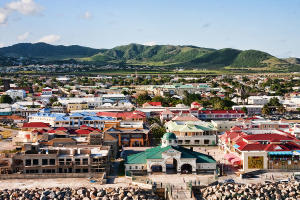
5, 89, 26, 100
165, 120, 218, 146
67, 102, 89, 112
103, 126, 150, 147
28, 112, 116, 128
10, 144, 111, 175
198, 110, 245, 121
232, 105, 264, 115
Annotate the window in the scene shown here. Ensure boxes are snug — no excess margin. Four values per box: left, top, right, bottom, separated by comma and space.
135, 166, 138, 169
25, 159, 31, 166
75, 159, 81, 165
83, 168, 89, 173
129, 166, 132, 169
42, 159, 48, 165
66, 158, 72, 165
82, 158, 88, 165
204, 139, 210, 145
195, 140, 200, 144
75, 169, 81, 173
59, 159, 64, 165
33, 159, 39, 165
49, 159, 55, 165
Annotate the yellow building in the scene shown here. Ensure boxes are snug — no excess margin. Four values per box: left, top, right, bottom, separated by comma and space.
67, 102, 89, 112
0, 130, 12, 139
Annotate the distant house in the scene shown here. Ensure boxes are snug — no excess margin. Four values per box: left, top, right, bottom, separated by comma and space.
142, 102, 162, 108
198, 110, 245, 121
160, 108, 174, 122
6, 89, 26, 100
191, 101, 202, 109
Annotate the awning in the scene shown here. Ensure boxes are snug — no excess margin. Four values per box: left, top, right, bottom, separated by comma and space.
268, 151, 293, 156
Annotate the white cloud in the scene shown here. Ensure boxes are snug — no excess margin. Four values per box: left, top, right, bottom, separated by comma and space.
36, 34, 61, 44
0, 0, 42, 24
17, 32, 30, 41
0, 8, 8, 24
0, 43, 5, 48
6, 0, 42, 15
143, 41, 157, 46
82, 11, 92, 20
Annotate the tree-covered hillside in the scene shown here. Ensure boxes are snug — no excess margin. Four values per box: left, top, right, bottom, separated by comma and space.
0, 43, 101, 60
0, 42, 299, 72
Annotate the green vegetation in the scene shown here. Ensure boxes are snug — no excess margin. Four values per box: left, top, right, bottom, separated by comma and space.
232, 50, 271, 68
0, 42, 100, 60
0, 95, 13, 104
1, 43, 299, 72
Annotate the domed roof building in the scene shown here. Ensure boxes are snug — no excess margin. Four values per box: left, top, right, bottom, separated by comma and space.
125, 132, 216, 175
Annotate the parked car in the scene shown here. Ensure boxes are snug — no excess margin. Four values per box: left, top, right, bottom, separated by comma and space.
224, 179, 235, 184
242, 173, 256, 178
278, 179, 290, 183
264, 180, 273, 184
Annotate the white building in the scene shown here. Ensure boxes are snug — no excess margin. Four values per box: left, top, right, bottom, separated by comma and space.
6, 89, 26, 100
232, 105, 263, 115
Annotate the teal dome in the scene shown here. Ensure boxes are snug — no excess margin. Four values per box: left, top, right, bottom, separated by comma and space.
162, 132, 177, 140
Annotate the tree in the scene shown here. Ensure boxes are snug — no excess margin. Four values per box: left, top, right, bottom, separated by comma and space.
262, 105, 271, 115
136, 92, 151, 105
49, 96, 58, 105
241, 107, 248, 115
151, 126, 166, 139
0, 95, 13, 104
277, 105, 286, 114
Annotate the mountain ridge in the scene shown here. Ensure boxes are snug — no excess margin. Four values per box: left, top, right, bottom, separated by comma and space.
0, 42, 299, 72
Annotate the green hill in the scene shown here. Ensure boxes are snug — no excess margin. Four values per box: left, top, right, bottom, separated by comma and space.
82, 43, 215, 66
0, 42, 298, 72
0, 43, 101, 60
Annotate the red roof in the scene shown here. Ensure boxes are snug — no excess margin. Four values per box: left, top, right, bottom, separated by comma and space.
191, 102, 201, 105
23, 122, 50, 128
231, 126, 242, 132
147, 102, 162, 106
56, 127, 67, 131
236, 140, 292, 152
80, 125, 89, 129
97, 111, 146, 119
243, 134, 295, 142
75, 129, 91, 135
198, 110, 245, 114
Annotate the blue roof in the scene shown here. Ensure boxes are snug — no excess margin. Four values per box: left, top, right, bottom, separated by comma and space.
268, 151, 293, 156
31, 113, 65, 118
233, 144, 240, 149
31, 112, 115, 121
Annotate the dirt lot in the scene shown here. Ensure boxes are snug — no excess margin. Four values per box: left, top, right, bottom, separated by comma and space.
0, 177, 132, 190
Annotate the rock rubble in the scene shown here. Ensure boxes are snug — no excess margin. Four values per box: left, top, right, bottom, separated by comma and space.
199, 182, 300, 200
0, 186, 160, 200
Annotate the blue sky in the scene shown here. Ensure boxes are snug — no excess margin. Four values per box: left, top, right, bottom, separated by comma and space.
0, 0, 300, 57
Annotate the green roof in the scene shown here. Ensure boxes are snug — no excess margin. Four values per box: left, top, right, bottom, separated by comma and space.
162, 132, 177, 140
126, 145, 216, 164
126, 145, 172, 164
